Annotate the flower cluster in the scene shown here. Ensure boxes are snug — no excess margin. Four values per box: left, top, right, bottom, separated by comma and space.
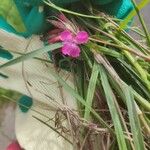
60, 30, 89, 57
48, 14, 89, 58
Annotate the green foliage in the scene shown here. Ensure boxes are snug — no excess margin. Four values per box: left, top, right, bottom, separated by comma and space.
123, 87, 145, 150
100, 66, 128, 150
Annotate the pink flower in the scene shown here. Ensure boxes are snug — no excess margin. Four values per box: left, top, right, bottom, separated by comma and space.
48, 14, 89, 58
75, 31, 89, 44
6, 141, 22, 150
60, 30, 73, 41
60, 30, 89, 58
62, 42, 80, 58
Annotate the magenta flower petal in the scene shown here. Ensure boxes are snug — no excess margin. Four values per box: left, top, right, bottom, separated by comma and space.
75, 31, 89, 44
60, 30, 73, 41
6, 141, 22, 150
61, 42, 80, 58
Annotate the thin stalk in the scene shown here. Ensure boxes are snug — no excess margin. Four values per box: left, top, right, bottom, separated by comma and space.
131, 0, 150, 45
46, 64, 114, 134
83, 20, 150, 83
120, 0, 150, 30
84, 61, 99, 120
138, 113, 150, 136
105, 17, 149, 54
5, 49, 53, 64
94, 52, 150, 112
112, 37, 150, 92
89, 37, 150, 62
130, 27, 146, 38
94, 53, 150, 136
84, 44, 150, 112
89, 23, 150, 91
44, 0, 103, 19
0, 43, 62, 69
133, 91, 150, 111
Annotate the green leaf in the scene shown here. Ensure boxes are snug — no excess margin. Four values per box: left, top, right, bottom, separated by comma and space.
0, 43, 62, 69
84, 61, 99, 120
123, 87, 145, 150
118, 59, 150, 99
87, 42, 122, 58
99, 65, 128, 150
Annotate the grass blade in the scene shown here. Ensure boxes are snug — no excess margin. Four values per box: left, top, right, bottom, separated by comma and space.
123, 87, 146, 150
120, 0, 150, 29
99, 65, 128, 150
84, 61, 99, 120
131, 0, 150, 45
0, 43, 62, 69
46, 64, 114, 134
44, 0, 102, 19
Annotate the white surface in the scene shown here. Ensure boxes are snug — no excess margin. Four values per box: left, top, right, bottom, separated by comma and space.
0, 30, 77, 150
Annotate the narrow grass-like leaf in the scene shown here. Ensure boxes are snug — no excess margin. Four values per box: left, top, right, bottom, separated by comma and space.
3, 49, 53, 64
123, 87, 145, 150
120, 0, 150, 29
0, 43, 62, 69
87, 42, 122, 58
130, 27, 146, 37
118, 59, 150, 99
131, 0, 150, 45
113, 39, 150, 91
109, 66, 150, 112
99, 65, 128, 150
75, 61, 86, 99
46, 65, 114, 134
44, 0, 103, 19
84, 61, 99, 120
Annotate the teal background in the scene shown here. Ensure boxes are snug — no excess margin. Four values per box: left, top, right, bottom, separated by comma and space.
0, 0, 133, 37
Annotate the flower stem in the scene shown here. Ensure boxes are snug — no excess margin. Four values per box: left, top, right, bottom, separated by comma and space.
131, 0, 150, 45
